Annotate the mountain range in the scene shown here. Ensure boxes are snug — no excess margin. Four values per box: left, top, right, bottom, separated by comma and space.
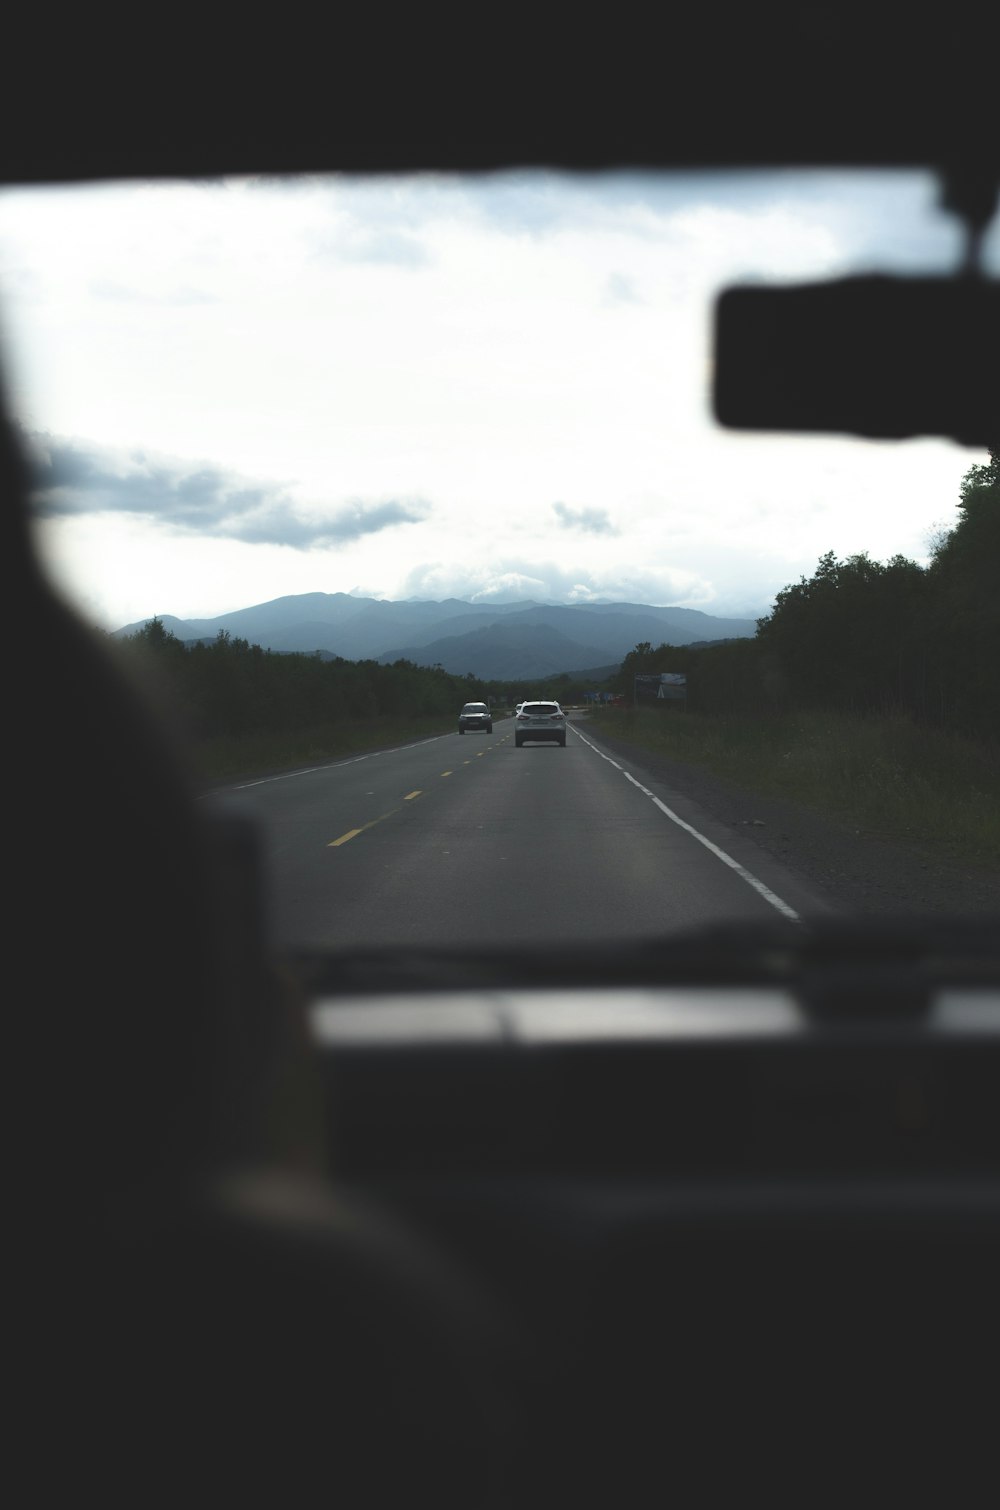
115, 593, 758, 680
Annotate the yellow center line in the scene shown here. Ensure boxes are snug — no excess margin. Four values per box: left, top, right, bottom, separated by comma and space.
328, 807, 401, 847
329, 828, 363, 847
329, 753, 497, 847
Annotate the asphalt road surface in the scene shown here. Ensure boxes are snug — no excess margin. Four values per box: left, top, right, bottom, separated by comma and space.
205, 714, 832, 953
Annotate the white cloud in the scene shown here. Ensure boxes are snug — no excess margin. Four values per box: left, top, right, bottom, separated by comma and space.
23, 428, 430, 547
400, 557, 720, 613
603, 271, 641, 305
552, 501, 617, 535
0, 168, 983, 633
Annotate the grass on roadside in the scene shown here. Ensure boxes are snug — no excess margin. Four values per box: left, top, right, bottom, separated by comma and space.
589, 707, 1000, 870
190, 715, 462, 785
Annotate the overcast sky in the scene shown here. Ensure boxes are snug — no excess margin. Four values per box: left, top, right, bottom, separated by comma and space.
0, 169, 994, 632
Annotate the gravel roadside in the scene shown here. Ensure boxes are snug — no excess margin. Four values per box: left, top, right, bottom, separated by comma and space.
579, 719, 1000, 920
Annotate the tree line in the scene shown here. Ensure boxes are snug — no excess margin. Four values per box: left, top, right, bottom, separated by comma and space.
114, 625, 505, 741
617, 448, 1000, 741
115, 625, 611, 742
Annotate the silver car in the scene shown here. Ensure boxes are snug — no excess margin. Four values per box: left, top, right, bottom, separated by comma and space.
458, 701, 492, 734
514, 700, 567, 747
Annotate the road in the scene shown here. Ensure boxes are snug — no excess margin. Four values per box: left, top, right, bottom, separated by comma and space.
205, 713, 830, 953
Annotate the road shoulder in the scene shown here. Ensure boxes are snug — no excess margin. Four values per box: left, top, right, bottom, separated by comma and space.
577, 720, 1000, 919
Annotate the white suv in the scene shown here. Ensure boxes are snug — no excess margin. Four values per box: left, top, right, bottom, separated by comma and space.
514, 700, 567, 747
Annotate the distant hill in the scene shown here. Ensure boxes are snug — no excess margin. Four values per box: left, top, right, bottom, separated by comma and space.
115, 593, 758, 679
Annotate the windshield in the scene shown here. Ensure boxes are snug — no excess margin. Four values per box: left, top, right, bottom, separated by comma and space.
2, 170, 998, 960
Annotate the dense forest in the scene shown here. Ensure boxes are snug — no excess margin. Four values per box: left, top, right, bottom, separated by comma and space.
113, 620, 595, 746
116, 628, 485, 740
617, 449, 1000, 742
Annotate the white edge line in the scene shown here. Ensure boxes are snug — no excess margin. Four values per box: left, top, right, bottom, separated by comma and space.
573, 726, 800, 922
202, 733, 452, 793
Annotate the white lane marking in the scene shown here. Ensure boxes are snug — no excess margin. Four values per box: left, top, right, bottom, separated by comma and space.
573, 726, 800, 922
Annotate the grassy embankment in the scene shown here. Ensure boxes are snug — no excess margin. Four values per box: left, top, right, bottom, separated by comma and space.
190, 714, 477, 785
589, 707, 1000, 871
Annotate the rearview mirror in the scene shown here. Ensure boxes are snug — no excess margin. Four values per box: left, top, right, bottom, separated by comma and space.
712, 275, 1000, 447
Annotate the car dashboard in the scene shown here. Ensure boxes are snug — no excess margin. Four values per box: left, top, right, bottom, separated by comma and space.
312, 977, 1000, 1180
296, 931, 1000, 1500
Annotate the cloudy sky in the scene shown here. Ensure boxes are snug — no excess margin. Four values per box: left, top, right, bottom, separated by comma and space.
0, 169, 994, 632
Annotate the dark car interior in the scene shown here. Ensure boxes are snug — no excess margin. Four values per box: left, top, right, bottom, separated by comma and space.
9, 10, 999, 1505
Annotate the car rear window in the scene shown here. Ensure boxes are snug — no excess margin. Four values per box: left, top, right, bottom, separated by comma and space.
462, 704, 487, 713
526, 704, 560, 716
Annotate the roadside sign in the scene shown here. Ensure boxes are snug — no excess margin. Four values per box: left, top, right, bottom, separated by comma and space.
634, 672, 687, 706
657, 673, 687, 701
